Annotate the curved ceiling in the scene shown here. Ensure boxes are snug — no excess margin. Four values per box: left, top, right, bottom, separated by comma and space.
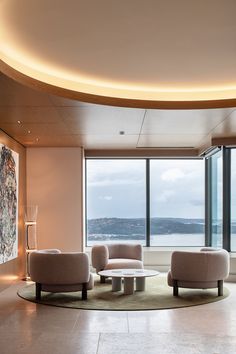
1, 0, 236, 108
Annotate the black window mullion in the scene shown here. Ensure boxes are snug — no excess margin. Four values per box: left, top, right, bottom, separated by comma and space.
146, 159, 150, 247
205, 157, 212, 247
222, 147, 231, 251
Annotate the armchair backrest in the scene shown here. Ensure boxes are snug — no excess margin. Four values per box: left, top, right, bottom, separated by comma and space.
91, 243, 143, 272
171, 249, 229, 282
107, 243, 143, 261
30, 250, 90, 285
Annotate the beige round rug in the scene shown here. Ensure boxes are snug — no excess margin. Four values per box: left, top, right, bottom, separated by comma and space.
18, 274, 229, 311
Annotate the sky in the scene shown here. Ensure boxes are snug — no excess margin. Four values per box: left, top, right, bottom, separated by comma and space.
86, 159, 205, 219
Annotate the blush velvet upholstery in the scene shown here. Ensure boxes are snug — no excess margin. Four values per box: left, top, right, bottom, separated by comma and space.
167, 248, 229, 296
30, 249, 94, 300
91, 244, 143, 278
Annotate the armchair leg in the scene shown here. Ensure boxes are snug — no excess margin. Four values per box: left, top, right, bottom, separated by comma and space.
218, 280, 223, 296
100, 275, 106, 283
82, 283, 87, 300
173, 280, 179, 296
36, 283, 42, 301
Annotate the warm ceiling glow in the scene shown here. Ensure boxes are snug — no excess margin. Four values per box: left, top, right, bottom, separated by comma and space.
1, 0, 236, 105
2, 51, 236, 103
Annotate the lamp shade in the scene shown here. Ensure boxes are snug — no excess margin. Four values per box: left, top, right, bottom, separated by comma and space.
24, 205, 38, 224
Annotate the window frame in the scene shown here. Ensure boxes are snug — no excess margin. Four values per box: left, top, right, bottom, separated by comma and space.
85, 158, 147, 247
206, 147, 232, 252
85, 157, 205, 248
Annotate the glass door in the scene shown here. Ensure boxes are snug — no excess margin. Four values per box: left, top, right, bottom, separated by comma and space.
211, 150, 223, 248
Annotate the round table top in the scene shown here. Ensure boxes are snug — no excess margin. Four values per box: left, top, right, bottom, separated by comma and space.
98, 269, 159, 278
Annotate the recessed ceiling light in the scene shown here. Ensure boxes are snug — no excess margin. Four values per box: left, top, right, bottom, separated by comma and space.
36, 137, 39, 142
119, 131, 125, 135
17, 120, 21, 124
28, 130, 31, 134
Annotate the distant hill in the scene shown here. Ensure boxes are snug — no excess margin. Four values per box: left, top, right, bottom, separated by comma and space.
87, 217, 206, 241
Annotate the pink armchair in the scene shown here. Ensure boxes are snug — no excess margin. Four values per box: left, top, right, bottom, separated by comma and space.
168, 248, 229, 296
30, 249, 94, 300
91, 243, 143, 282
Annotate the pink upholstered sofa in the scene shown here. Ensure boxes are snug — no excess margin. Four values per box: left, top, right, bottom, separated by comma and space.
168, 248, 229, 296
30, 249, 94, 300
91, 243, 143, 282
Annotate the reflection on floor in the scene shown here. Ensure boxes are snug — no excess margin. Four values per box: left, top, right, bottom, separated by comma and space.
0, 280, 236, 354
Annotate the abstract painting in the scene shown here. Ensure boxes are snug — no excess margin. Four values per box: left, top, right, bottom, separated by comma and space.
0, 144, 19, 264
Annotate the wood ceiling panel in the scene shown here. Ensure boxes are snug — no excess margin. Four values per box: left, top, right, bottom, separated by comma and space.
137, 134, 207, 148
0, 74, 52, 107
142, 108, 234, 135
1, 74, 235, 153
48, 94, 90, 107
0, 122, 70, 137
15, 134, 80, 147
57, 105, 145, 135
0, 106, 63, 124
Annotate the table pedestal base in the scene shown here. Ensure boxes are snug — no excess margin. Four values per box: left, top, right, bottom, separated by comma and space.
136, 277, 145, 291
98, 269, 159, 295
112, 277, 122, 292
124, 277, 134, 295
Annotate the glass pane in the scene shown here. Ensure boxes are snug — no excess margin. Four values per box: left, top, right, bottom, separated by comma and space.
150, 159, 205, 246
231, 149, 236, 251
211, 151, 223, 248
86, 159, 146, 246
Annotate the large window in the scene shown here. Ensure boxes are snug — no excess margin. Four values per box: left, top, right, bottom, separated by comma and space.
150, 159, 205, 246
86, 159, 146, 246
86, 158, 205, 247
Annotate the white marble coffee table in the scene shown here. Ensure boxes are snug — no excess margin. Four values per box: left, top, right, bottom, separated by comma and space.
98, 269, 159, 295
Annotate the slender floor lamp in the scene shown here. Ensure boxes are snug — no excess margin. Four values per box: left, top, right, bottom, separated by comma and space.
24, 205, 38, 280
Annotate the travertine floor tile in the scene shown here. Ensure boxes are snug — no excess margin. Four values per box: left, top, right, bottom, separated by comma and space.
0, 280, 236, 353
31, 332, 99, 354
73, 310, 129, 333
97, 333, 236, 354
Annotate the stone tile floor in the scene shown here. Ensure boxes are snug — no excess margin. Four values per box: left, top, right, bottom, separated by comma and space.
0, 280, 236, 353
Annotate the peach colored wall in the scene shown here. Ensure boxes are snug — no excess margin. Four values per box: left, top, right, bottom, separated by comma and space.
26, 148, 84, 252
0, 130, 26, 292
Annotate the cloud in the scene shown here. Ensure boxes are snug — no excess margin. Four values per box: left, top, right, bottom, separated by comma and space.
87, 160, 145, 187
88, 177, 143, 187
161, 168, 185, 182
99, 195, 113, 201
156, 190, 175, 202
190, 198, 204, 206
